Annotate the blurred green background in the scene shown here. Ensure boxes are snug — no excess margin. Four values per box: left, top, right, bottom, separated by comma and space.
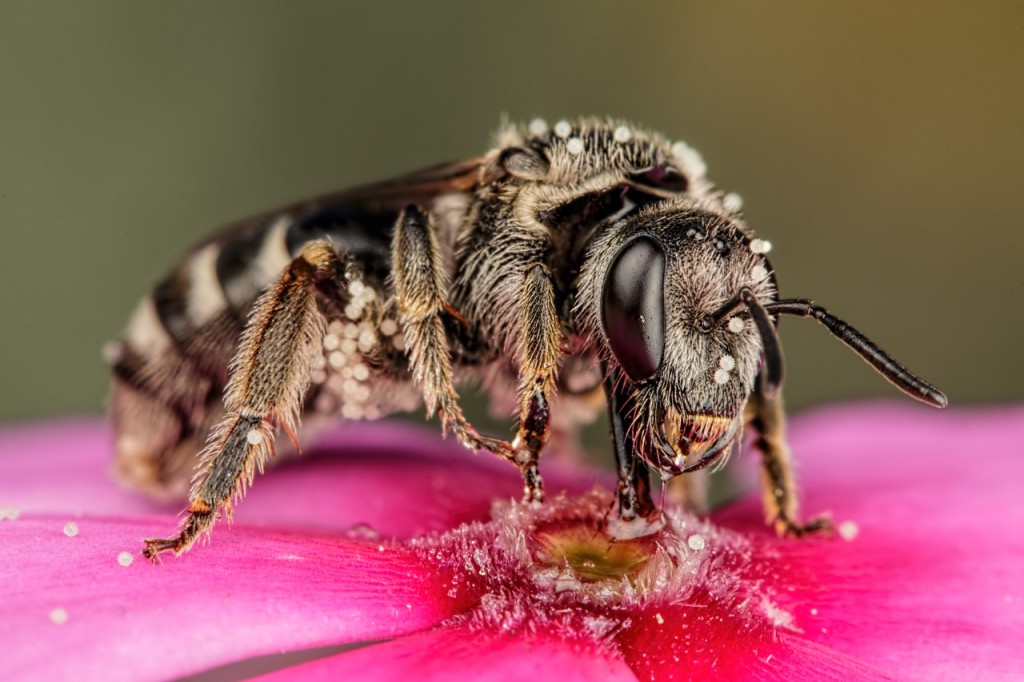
1, 1, 1021, 425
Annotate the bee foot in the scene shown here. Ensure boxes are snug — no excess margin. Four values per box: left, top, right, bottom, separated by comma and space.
607, 509, 665, 541
141, 536, 184, 563
774, 514, 833, 538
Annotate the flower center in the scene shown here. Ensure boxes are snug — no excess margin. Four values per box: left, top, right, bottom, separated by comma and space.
411, 488, 802, 651
531, 520, 658, 583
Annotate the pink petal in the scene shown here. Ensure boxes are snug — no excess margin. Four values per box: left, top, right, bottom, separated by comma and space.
615, 403, 1024, 681
0, 515, 466, 682
0, 419, 608, 537
253, 625, 639, 682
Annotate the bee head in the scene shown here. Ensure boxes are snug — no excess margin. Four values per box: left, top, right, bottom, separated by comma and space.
577, 200, 777, 476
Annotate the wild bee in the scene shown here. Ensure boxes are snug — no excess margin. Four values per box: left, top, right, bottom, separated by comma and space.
108, 118, 947, 561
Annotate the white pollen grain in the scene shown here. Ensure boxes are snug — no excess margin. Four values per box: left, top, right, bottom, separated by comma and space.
713, 368, 731, 385
723, 192, 743, 212
687, 534, 706, 551
553, 120, 572, 138
528, 118, 549, 136
246, 429, 262, 446
838, 520, 860, 541
613, 125, 632, 143
340, 339, 358, 355
751, 265, 769, 281
719, 355, 736, 371
348, 280, 365, 297
671, 141, 707, 178
750, 238, 772, 254
352, 364, 370, 381
323, 333, 340, 351
380, 318, 398, 336
566, 137, 584, 155
357, 332, 377, 353
50, 607, 68, 625
102, 340, 124, 364
344, 303, 363, 321
654, 612, 665, 625
728, 317, 745, 334
63, 522, 79, 537
117, 551, 134, 567
810, 608, 819, 616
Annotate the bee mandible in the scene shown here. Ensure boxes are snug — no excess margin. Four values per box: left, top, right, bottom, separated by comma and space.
106, 118, 947, 561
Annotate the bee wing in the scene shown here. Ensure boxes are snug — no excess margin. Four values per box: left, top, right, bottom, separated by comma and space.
315, 156, 487, 210
204, 157, 487, 247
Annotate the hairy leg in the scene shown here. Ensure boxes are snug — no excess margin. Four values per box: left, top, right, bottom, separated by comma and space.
391, 206, 517, 457
143, 241, 343, 560
508, 264, 562, 503
745, 387, 832, 536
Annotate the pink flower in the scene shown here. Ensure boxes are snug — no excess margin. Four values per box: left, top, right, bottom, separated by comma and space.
0, 403, 1021, 681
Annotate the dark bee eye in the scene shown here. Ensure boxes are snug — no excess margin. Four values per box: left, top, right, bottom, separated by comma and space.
601, 236, 666, 382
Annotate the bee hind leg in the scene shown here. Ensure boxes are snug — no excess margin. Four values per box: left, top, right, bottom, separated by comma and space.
745, 385, 832, 537
142, 241, 346, 561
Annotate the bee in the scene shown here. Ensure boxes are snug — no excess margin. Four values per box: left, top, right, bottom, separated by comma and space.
108, 118, 947, 561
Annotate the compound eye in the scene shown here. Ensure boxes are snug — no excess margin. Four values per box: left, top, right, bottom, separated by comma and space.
601, 235, 666, 382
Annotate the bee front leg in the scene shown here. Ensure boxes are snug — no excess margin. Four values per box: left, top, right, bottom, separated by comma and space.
391, 206, 518, 465
745, 385, 832, 537
604, 367, 657, 525
142, 241, 345, 561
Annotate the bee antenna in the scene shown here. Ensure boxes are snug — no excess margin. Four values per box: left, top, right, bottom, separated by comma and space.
738, 288, 784, 397
765, 299, 948, 408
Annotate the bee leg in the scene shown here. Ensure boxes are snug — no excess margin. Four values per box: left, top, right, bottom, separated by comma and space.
745, 386, 832, 537
604, 368, 657, 526
507, 264, 563, 504
392, 206, 518, 466
142, 241, 343, 561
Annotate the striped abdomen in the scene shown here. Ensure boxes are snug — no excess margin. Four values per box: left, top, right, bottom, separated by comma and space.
109, 204, 396, 495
